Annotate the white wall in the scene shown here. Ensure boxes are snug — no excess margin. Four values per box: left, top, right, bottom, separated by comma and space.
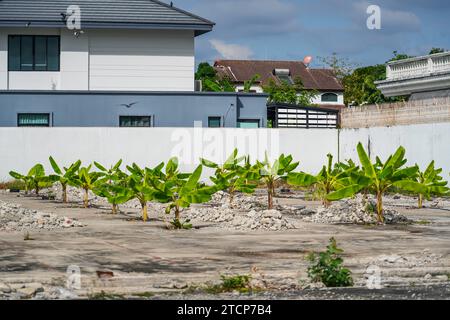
88, 29, 195, 91
1, 124, 448, 181
0, 128, 338, 181
339, 123, 450, 175
0, 28, 195, 91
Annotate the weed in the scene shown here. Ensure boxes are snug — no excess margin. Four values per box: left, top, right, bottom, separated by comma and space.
307, 237, 353, 287
88, 291, 125, 300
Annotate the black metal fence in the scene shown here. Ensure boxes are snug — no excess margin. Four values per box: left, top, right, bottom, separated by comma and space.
268, 103, 340, 129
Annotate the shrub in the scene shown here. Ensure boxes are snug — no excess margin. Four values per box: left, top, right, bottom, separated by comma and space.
307, 237, 353, 287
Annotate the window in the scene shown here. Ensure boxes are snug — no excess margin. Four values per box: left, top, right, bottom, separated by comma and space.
8, 35, 60, 71
208, 116, 222, 128
120, 116, 151, 127
17, 113, 50, 127
321, 93, 339, 102
273, 68, 293, 84
237, 119, 260, 128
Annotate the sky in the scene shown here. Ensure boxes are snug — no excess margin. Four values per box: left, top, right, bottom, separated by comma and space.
174, 0, 450, 68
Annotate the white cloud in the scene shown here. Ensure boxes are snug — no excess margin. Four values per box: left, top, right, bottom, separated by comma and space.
209, 39, 254, 59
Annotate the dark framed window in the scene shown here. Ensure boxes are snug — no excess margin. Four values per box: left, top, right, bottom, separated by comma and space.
8, 35, 60, 71
321, 93, 338, 102
237, 119, 260, 128
120, 116, 151, 127
208, 116, 222, 128
17, 113, 50, 127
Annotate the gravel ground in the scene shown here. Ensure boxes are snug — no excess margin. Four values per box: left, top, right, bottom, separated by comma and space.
0, 199, 84, 232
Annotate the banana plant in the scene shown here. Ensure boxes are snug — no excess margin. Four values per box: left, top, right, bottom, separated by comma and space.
94, 160, 126, 184
254, 153, 299, 209
394, 161, 449, 208
152, 158, 217, 228
70, 165, 104, 208
93, 183, 133, 214
125, 162, 162, 222
10, 164, 53, 195
331, 143, 419, 223
288, 154, 360, 207
48, 157, 81, 203
9, 170, 32, 194
201, 149, 258, 205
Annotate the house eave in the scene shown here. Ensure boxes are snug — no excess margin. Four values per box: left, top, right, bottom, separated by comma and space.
0, 20, 214, 36
376, 72, 450, 97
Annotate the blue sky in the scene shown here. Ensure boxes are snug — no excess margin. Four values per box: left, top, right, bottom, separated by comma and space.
177, 0, 450, 68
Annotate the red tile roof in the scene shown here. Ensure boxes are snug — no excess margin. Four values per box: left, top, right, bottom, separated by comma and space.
214, 60, 343, 91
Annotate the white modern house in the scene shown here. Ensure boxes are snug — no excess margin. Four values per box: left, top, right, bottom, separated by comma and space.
0, 0, 214, 92
376, 51, 450, 99
0, 0, 269, 128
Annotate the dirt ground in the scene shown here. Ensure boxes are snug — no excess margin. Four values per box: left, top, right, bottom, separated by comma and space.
0, 191, 449, 300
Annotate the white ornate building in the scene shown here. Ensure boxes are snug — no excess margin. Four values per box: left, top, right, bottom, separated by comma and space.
376, 51, 450, 100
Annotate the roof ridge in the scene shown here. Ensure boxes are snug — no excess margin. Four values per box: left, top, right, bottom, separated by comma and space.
149, 0, 215, 25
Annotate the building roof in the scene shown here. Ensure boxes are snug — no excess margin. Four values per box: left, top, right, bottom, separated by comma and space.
214, 60, 343, 91
0, 0, 214, 36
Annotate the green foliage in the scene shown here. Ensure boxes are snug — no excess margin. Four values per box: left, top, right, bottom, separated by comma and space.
393, 161, 449, 208
10, 164, 54, 195
70, 165, 104, 208
221, 274, 251, 292
170, 218, 193, 230
203, 78, 236, 92
255, 153, 299, 209
195, 62, 217, 81
328, 143, 419, 223
152, 158, 217, 226
429, 48, 445, 55
49, 157, 81, 203
0, 180, 27, 191
307, 238, 353, 287
288, 154, 359, 206
201, 149, 258, 205
243, 74, 261, 93
343, 64, 406, 106
263, 78, 318, 106
317, 52, 356, 80
125, 162, 161, 221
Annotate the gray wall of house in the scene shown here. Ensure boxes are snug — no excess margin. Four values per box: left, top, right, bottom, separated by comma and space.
0, 91, 268, 127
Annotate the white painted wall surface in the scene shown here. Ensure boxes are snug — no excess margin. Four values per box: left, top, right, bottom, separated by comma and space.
0, 28, 195, 91
339, 123, 450, 175
88, 29, 195, 91
1, 124, 448, 181
0, 128, 338, 181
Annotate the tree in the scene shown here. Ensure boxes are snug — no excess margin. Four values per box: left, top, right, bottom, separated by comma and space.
201, 149, 258, 205
394, 161, 449, 208
329, 143, 419, 223
195, 62, 217, 81
203, 77, 236, 92
10, 164, 53, 195
343, 64, 406, 106
125, 163, 161, 222
288, 154, 360, 207
263, 77, 318, 106
49, 157, 81, 203
243, 74, 261, 93
71, 165, 104, 208
317, 52, 356, 80
429, 48, 445, 55
152, 158, 217, 228
254, 153, 299, 209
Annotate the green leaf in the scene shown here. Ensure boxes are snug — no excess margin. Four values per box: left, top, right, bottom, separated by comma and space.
357, 143, 376, 178
49, 156, 62, 175
287, 172, 317, 186
327, 185, 363, 201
